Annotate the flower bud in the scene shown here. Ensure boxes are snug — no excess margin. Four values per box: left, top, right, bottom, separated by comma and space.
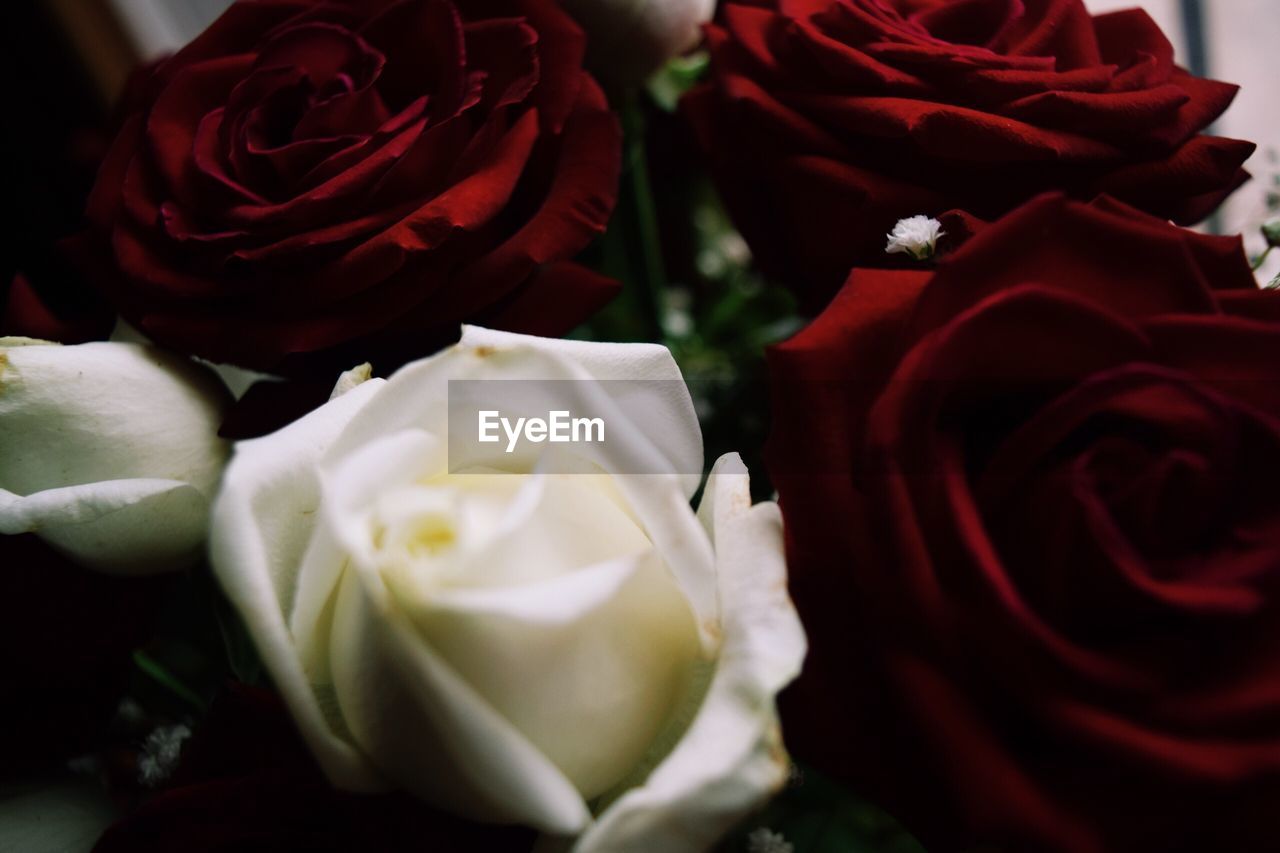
0, 338, 231, 574
563, 0, 716, 82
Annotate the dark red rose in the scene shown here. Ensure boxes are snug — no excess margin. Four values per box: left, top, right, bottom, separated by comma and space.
80, 0, 622, 374
767, 194, 1280, 853
94, 686, 536, 853
684, 0, 1255, 310
3, 272, 113, 343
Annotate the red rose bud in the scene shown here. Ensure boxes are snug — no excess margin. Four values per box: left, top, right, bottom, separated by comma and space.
683, 0, 1256, 312
78, 0, 622, 375
767, 193, 1280, 853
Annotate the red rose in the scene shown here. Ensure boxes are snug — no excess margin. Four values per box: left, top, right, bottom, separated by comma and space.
684, 0, 1255, 310
767, 194, 1280, 852
80, 0, 621, 373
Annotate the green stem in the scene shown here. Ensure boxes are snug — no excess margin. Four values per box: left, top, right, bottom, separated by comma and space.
133, 651, 206, 712
620, 91, 667, 343
1252, 244, 1273, 272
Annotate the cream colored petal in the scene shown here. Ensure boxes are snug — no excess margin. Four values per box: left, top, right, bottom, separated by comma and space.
327, 567, 592, 833
208, 377, 388, 792
330, 363, 374, 399
317, 429, 444, 574
0, 479, 207, 575
308, 427, 595, 828
419, 550, 700, 799
0, 339, 230, 500
326, 326, 702, 497
574, 454, 807, 853
458, 463, 649, 589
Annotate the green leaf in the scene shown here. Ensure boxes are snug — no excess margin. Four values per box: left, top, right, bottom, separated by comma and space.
1262, 218, 1280, 248
132, 650, 206, 712
647, 52, 710, 112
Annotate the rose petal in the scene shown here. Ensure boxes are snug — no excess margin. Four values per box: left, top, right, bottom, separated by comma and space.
209, 377, 389, 790
575, 454, 806, 853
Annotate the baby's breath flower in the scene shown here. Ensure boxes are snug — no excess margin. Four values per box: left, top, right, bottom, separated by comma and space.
747, 827, 794, 853
885, 215, 945, 261
137, 724, 192, 787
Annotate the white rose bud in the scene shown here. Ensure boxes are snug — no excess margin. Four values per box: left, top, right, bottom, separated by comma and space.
0, 338, 232, 574
562, 0, 716, 82
211, 326, 806, 851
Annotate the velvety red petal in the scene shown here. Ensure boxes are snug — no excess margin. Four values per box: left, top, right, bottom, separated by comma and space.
478, 261, 620, 337
446, 80, 619, 306
147, 56, 256, 201
913, 195, 1222, 338
360, 0, 470, 119
1089, 135, 1255, 224
793, 94, 1121, 161
993, 0, 1101, 69
505, 0, 587, 133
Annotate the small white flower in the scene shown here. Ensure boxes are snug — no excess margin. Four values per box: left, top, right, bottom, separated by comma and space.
718, 232, 752, 266
747, 827, 794, 853
885, 215, 945, 261
137, 724, 192, 787
116, 698, 146, 725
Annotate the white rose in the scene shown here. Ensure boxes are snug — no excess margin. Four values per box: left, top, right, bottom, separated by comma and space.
0, 338, 231, 574
564, 0, 716, 82
210, 326, 806, 851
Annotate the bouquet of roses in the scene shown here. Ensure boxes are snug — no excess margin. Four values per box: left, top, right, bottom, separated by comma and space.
3, 1, 1279, 851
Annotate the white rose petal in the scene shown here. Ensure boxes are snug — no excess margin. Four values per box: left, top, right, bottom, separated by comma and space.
572, 454, 805, 852
0, 338, 232, 574
330, 362, 374, 399
210, 326, 806, 849
0, 782, 116, 853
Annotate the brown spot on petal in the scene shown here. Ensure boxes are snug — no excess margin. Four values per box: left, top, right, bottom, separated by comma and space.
766, 729, 791, 792
768, 725, 787, 765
